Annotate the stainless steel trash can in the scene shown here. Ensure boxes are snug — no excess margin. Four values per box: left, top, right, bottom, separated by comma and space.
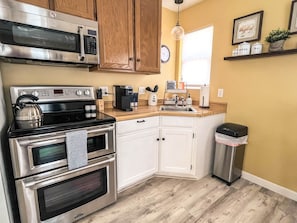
212, 123, 248, 186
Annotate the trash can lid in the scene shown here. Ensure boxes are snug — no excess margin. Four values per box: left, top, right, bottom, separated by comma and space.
216, 123, 248, 137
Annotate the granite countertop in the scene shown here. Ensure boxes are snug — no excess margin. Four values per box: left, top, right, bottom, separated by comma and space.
102, 102, 227, 121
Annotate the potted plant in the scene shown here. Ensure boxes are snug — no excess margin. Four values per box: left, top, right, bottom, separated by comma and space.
265, 28, 291, 52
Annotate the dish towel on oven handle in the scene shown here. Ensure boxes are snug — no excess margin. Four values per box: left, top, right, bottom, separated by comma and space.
66, 130, 88, 170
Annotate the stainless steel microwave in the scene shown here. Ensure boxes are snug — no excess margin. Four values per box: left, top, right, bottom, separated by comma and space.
0, 0, 99, 67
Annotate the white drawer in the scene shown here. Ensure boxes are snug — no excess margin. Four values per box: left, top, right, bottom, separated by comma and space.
116, 116, 159, 134
160, 116, 194, 128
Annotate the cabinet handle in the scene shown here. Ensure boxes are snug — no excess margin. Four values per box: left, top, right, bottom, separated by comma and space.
136, 120, 145, 123
162, 138, 165, 141
157, 138, 160, 141
129, 57, 133, 61
136, 58, 141, 62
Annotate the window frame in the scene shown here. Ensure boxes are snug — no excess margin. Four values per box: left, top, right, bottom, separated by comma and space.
180, 25, 214, 89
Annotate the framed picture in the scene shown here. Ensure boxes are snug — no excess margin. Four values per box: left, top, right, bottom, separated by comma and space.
232, 11, 264, 45
289, 0, 297, 34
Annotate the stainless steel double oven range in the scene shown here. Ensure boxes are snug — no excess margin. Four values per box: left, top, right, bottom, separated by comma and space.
8, 86, 117, 223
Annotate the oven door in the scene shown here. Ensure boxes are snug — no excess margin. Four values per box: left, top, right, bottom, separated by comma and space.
9, 124, 115, 178
15, 154, 117, 223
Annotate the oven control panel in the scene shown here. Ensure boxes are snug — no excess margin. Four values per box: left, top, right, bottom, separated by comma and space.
10, 86, 95, 103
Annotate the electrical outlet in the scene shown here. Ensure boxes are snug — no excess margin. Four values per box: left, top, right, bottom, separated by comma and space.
218, 88, 224, 98
99, 86, 109, 96
138, 86, 146, 95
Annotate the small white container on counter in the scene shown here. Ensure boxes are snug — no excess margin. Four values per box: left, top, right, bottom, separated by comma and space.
148, 92, 157, 106
186, 94, 192, 106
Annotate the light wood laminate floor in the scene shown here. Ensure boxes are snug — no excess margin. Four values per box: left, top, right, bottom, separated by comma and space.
78, 176, 297, 223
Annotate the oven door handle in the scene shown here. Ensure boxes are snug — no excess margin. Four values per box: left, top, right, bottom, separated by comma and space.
28, 138, 65, 149
87, 126, 114, 137
24, 156, 115, 189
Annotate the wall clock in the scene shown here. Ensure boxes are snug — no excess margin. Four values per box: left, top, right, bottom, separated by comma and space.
161, 45, 170, 63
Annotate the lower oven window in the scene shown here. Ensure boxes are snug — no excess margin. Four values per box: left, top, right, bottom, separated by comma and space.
37, 168, 107, 221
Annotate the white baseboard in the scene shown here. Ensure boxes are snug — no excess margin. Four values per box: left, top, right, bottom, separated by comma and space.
242, 171, 297, 202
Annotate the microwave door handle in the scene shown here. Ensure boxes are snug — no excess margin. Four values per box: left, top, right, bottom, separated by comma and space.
78, 26, 85, 61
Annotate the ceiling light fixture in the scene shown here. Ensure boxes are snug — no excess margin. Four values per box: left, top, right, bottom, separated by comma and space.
171, 0, 184, 40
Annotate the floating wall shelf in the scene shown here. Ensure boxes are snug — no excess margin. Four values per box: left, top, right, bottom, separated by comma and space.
224, 48, 297, 61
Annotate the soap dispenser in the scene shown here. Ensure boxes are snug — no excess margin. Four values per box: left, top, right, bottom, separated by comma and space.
186, 94, 192, 106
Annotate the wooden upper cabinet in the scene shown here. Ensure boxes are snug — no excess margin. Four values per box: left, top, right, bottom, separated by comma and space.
16, 0, 96, 20
53, 0, 96, 20
16, 0, 50, 9
135, 0, 161, 73
97, 0, 134, 71
97, 0, 161, 74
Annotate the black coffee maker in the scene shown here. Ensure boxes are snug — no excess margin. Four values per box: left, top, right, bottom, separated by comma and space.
113, 85, 133, 111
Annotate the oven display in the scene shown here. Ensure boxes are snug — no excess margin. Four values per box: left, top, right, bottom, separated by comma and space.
53, 89, 63, 94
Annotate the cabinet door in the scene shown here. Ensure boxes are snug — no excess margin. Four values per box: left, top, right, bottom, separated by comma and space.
135, 0, 161, 73
97, 0, 134, 70
16, 0, 49, 8
159, 128, 194, 175
117, 129, 158, 191
54, 0, 96, 20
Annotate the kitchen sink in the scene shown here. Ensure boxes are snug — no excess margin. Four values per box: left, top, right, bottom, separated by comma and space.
159, 105, 197, 112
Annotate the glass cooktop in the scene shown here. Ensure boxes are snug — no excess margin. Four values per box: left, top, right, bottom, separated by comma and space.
8, 112, 116, 138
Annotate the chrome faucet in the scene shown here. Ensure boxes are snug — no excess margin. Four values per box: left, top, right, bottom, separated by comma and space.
175, 95, 179, 106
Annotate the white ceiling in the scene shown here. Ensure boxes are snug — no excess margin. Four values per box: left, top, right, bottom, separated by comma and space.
162, 0, 204, 12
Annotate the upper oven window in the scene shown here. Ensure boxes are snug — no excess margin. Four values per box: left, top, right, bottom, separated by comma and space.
87, 134, 106, 152
32, 142, 66, 165
37, 168, 107, 221
31, 134, 108, 166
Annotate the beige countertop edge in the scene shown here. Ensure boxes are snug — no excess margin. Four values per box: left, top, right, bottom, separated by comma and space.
102, 103, 227, 122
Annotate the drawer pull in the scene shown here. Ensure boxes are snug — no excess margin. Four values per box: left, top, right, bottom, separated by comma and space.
136, 120, 146, 123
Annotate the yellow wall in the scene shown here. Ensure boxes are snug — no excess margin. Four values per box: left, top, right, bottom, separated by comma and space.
181, 0, 297, 191
1, 2, 296, 192
0, 8, 177, 112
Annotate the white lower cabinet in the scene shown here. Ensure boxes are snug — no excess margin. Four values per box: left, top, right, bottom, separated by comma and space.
158, 116, 196, 177
116, 113, 225, 191
116, 117, 159, 191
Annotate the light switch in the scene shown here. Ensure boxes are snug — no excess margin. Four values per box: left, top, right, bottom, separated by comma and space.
218, 89, 224, 98
138, 87, 146, 95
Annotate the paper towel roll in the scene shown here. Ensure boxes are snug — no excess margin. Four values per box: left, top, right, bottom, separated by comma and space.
199, 85, 210, 108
